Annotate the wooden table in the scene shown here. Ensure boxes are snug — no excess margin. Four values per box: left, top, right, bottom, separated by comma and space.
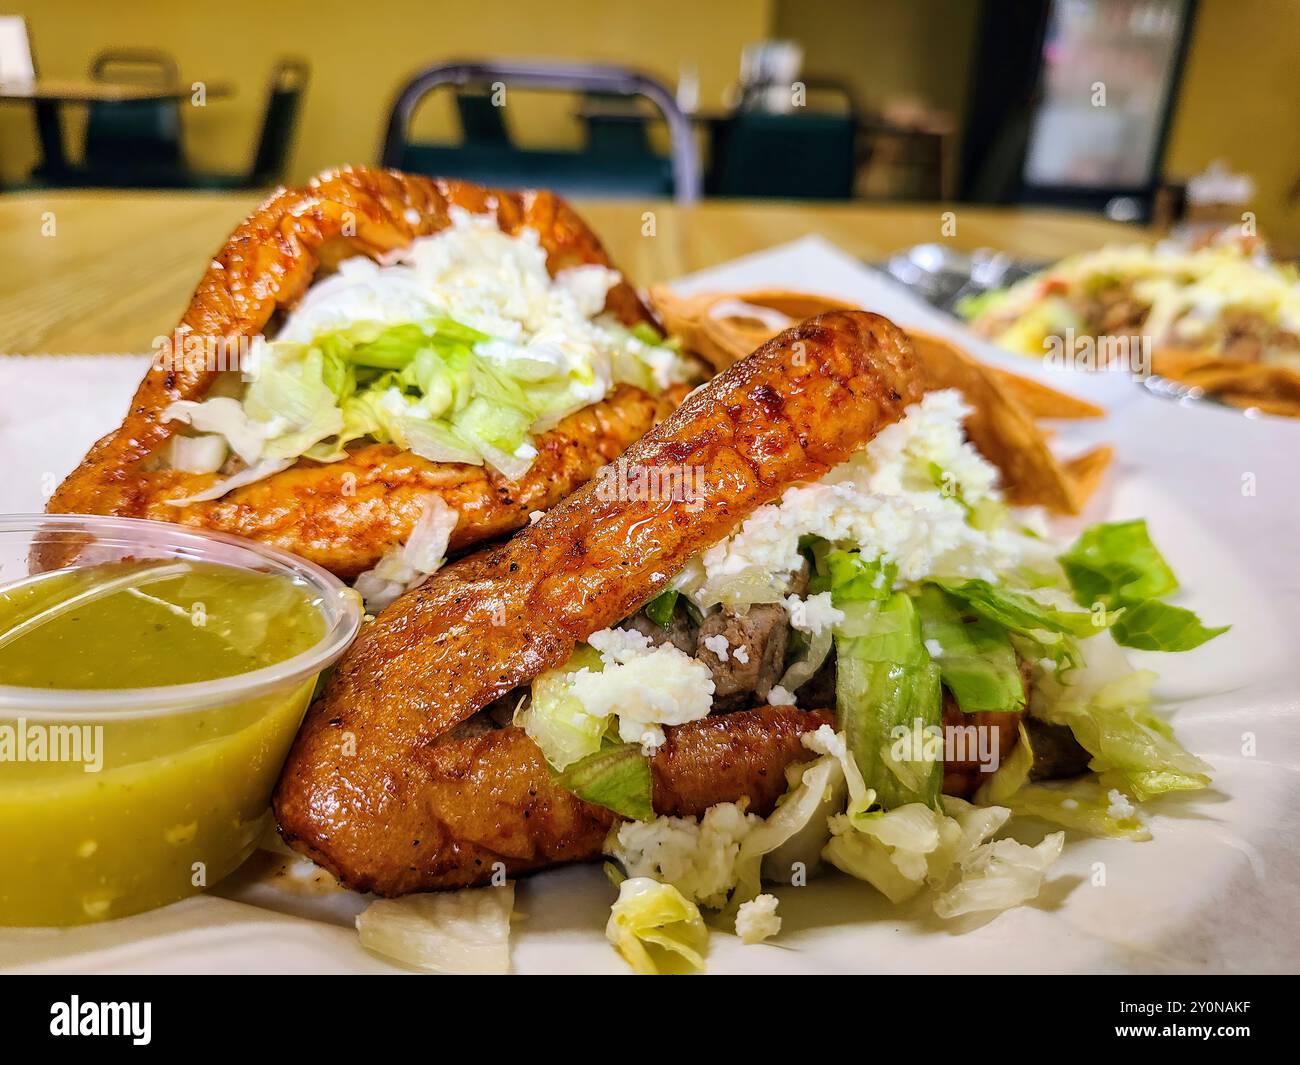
0, 190, 1145, 355
0, 79, 234, 180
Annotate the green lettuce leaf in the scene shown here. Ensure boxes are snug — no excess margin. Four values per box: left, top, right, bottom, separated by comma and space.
1058, 519, 1228, 652
518, 645, 606, 770
554, 741, 654, 822
915, 584, 1025, 713
1059, 519, 1178, 607
812, 548, 897, 604
932, 578, 1112, 639
835, 592, 943, 809
643, 589, 679, 628
1035, 667, 1212, 802
973, 723, 1151, 839
1110, 600, 1229, 652
929, 577, 1116, 670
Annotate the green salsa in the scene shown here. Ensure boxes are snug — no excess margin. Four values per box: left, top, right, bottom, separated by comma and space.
0, 559, 332, 927
0, 560, 326, 688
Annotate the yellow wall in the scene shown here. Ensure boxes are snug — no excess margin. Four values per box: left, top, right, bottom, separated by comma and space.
1164, 0, 1300, 248
4, 0, 1297, 251
2, 0, 771, 184
773, 0, 978, 120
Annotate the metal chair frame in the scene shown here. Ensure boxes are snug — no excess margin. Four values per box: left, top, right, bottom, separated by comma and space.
381, 59, 700, 203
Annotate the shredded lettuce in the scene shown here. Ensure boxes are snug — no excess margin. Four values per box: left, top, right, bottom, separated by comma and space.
353, 495, 459, 612
606, 877, 709, 974
730, 727, 858, 907
822, 781, 1063, 918
554, 741, 654, 822
929, 577, 1115, 670
930, 827, 1064, 919
163, 457, 296, 506
518, 645, 607, 771
356, 884, 514, 974
915, 584, 1025, 713
1035, 666, 1212, 802
163, 303, 685, 499
811, 547, 897, 605
974, 723, 1151, 839
835, 591, 943, 809
1058, 520, 1228, 651
165, 432, 227, 475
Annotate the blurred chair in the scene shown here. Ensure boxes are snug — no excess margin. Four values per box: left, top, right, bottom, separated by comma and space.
185, 57, 309, 188
382, 60, 699, 202
709, 77, 858, 200
454, 87, 511, 147
580, 91, 655, 157
82, 48, 183, 186
0, 15, 36, 83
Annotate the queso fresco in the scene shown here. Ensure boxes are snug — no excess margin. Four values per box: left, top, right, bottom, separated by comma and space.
0, 535, 358, 928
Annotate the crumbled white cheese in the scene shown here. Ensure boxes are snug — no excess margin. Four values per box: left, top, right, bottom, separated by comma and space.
573, 628, 715, 754
732, 644, 750, 665
702, 633, 730, 662
735, 894, 782, 944
767, 685, 797, 706
606, 802, 760, 909
784, 591, 844, 636
278, 209, 689, 395
690, 391, 1054, 607
1106, 788, 1137, 821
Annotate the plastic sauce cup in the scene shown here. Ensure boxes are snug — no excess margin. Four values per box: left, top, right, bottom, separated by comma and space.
0, 515, 361, 926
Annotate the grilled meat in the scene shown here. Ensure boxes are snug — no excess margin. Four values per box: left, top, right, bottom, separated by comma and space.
696, 604, 790, 706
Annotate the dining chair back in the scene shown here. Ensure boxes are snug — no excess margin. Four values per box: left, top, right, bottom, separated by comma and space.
246, 57, 309, 186
382, 60, 699, 203
711, 79, 858, 200
454, 88, 511, 147
83, 48, 183, 185
581, 91, 655, 157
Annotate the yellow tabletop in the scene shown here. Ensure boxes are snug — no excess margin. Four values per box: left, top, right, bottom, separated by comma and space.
0, 190, 1146, 356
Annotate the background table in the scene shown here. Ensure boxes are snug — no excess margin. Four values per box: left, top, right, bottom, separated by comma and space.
0, 190, 1144, 355
0, 80, 234, 180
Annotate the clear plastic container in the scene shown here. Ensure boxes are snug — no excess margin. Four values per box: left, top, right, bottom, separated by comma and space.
0, 514, 362, 926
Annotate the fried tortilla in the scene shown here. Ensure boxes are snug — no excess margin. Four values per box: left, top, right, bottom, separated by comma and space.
650, 287, 1111, 513
44, 167, 679, 577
